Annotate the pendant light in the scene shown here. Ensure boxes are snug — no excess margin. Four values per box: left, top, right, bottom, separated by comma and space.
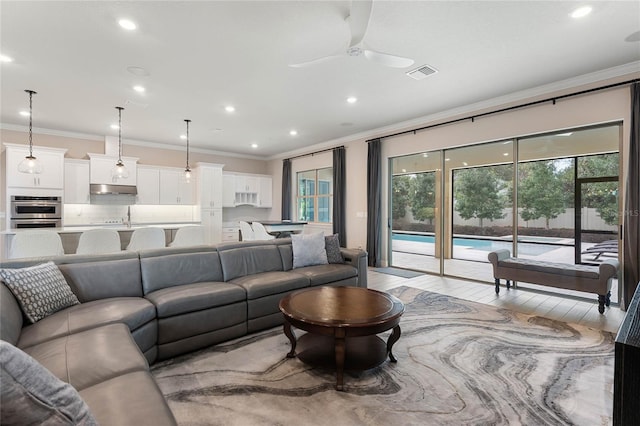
183, 119, 192, 183
18, 89, 43, 174
111, 106, 129, 179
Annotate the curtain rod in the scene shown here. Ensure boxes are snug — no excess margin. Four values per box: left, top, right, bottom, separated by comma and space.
285, 145, 344, 161
367, 78, 640, 143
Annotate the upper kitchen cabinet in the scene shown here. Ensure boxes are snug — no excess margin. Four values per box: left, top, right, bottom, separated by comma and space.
159, 167, 195, 205
4, 143, 67, 189
222, 173, 236, 207
88, 153, 138, 186
258, 176, 272, 208
64, 159, 90, 204
196, 163, 224, 209
136, 165, 160, 205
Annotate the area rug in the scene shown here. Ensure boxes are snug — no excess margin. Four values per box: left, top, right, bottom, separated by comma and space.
371, 267, 425, 278
151, 286, 614, 426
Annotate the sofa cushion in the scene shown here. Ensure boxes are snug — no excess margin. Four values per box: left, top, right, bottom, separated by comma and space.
498, 257, 600, 279
292, 232, 328, 268
218, 243, 284, 281
23, 323, 148, 391
0, 283, 23, 345
292, 264, 357, 286
0, 261, 80, 323
145, 282, 246, 318
17, 297, 156, 349
79, 370, 177, 426
0, 340, 97, 425
140, 247, 224, 294
59, 258, 143, 302
230, 271, 309, 299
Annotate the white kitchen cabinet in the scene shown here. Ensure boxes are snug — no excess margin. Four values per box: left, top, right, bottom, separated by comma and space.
258, 176, 272, 208
5, 143, 67, 189
64, 159, 90, 204
159, 168, 195, 205
89, 154, 138, 186
235, 175, 259, 193
222, 226, 240, 242
136, 166, 160, 205
197, 164, 223, 209
222, 174, 236, 207
201, 209, 222, 244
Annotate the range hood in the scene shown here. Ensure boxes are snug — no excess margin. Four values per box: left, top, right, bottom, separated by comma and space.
90, 184, 138, 195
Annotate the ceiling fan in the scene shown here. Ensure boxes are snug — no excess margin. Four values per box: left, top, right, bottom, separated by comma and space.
289, 0, 414, 69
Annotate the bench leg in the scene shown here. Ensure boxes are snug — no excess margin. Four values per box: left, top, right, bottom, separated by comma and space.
495, 278, 500, 294
606, 291, 611, 307
598, 295, 606, 314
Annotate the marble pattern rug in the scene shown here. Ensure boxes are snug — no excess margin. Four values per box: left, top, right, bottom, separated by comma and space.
151, 286, 615, 426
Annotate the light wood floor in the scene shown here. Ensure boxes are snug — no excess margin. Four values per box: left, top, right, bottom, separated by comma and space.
367, 268, 626, 334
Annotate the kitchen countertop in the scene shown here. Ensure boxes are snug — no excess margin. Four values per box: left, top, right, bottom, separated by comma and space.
1, 222, 201, 235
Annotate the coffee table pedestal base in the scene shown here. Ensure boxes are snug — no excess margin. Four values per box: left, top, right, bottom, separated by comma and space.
296, 333, 388, 390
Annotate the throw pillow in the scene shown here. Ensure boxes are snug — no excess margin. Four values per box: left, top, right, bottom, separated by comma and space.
0, 341, 97, 425
325, 234, 345, 264
292, 232, 328, 268
0, 262, 79, 323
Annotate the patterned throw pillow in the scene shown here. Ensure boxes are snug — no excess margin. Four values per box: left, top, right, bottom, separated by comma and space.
325, 234, 344, 264
0, 262, 79, 323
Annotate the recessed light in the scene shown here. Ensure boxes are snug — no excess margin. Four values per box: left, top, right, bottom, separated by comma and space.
557, 132, 573, 136
401, 169, 407, 173
503, 152, 509, 156
133, 85, 145, 93
422, 153, 428, 158
110, 124, 119, 130
346, 96, 357, 104
251, 143, 258, 149
225, 105, 235, 113
180, 134, 187, 140
0, 54, 14, 63
463, 162, 468, 166
118, 19, 137, 30
570, 6, 592, 19
289, 129, 298, 136
445, 158, 450, 162
19, 111, 30, 117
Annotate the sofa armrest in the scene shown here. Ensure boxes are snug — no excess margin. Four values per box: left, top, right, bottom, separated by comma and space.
599, 259, 620, 281
340, 248, 368, 288
488, 249, 511, 265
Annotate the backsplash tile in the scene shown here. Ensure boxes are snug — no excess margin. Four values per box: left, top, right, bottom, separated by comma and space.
64, 204, 197, 225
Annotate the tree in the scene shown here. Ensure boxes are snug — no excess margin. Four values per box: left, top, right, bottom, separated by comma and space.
578, 153, 619, 225
518, 161, 567, 229
454, 167, 506, 227
411, 172, 436, 224
391, 175, 413, 220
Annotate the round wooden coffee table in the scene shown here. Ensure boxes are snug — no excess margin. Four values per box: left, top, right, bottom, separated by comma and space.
279, 286, 404, 391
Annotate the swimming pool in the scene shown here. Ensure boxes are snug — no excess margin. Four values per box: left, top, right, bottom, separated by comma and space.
392, 233, 563, 256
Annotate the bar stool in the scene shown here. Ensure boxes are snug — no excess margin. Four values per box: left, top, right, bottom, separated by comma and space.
252, 222, 275, 240
169, 226, 205, 247
76, 229, 121, 255
239, 221, 255, 241
9, 230, 65, 259
126, 227, 166, 251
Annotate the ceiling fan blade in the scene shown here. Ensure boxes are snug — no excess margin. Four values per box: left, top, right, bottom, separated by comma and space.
363, 49, 414, 68
288, 54, 344, 68
347, 0, 373, 47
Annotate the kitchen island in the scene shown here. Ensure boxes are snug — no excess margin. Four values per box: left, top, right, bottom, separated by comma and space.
1, 223, 200, 259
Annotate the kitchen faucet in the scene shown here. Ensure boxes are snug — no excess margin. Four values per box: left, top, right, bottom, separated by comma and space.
125, 205, 131, 228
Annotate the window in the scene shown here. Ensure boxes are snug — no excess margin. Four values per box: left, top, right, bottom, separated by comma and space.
297, 168, 333, 223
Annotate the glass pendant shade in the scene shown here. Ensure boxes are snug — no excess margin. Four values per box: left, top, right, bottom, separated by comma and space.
111, 106, 129, 180
183, 119, 192, 183
19, 89, 43, 174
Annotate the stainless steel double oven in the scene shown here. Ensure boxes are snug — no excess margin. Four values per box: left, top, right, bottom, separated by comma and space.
10, 195, 62, 228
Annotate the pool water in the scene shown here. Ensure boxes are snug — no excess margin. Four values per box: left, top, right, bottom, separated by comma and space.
392, 233, 561, 256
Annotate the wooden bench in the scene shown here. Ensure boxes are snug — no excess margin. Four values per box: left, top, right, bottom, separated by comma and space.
488, 249, 619, 314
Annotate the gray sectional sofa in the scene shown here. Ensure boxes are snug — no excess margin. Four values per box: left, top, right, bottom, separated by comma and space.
0, 238, 367, 425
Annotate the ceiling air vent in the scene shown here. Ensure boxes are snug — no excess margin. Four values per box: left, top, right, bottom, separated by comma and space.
406, 64, 438, 81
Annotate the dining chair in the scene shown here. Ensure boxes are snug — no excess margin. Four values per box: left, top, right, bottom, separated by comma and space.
252, 222, 275, 240
239, 221, 255, 241
75, 229, 122, 255
169, 226, 205, 247
9, 230, 65, 259
126, 227, 166, 251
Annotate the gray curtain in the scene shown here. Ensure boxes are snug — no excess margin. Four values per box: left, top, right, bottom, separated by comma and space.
332, 147, 346, 246
623, 82, 640, 310
281, 159, 292, 221
367, 138, 382, 267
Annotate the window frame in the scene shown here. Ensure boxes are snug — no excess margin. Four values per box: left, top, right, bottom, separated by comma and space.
296, 167, 333, 223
